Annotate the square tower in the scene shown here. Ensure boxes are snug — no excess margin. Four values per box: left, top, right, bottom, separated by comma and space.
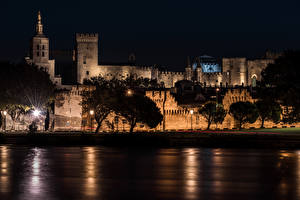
75, 33, 99, 84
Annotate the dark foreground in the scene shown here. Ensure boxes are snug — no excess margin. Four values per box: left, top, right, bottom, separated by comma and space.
1, 145, 300, 200
1, 129, 300, 148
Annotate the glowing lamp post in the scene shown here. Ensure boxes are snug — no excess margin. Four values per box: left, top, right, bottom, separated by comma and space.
89, 110, 94, 132
33, 110, 40, 117
216, 88, 220, 105
127, 89, 133, 96
190, 109, 194, 131
31, 109, 40, 132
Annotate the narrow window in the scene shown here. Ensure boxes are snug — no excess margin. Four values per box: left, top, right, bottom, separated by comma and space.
86, 71, 89, 75
37, 45, 39, 49
83, 56, 86, 64
42, 45, 45, 50
42, 52, 45, 57
37, 51, 39, 56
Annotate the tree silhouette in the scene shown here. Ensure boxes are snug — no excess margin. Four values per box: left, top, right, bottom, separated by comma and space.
261, 51, 300, 123
82, 77, 124, 133
229, 101, 258, 130
255, 100, 282, 128
198, 102, 227, 130
0, 62, 55, 130
116, 94, 163, 133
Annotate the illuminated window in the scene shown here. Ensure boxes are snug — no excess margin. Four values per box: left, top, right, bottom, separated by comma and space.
251, 75, 257, 87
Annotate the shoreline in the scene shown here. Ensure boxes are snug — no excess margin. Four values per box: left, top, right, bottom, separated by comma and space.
1, 130, 300, 149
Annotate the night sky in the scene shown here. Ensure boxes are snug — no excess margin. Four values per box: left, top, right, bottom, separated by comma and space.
1, 0, 300, 70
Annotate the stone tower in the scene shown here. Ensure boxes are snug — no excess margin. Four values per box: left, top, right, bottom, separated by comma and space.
75, 33, 99, 84
196, 64, 203, 83
185, 56, 192, 81
27, 11, 60, 85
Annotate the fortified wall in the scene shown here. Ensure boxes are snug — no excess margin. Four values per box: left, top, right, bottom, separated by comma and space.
54, 86, 83, 131
201, 72, 230, 87
53, 87, 300, 132
157, 71, 185, 88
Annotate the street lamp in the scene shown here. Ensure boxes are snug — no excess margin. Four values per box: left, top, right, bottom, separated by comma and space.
216, 88, 220, 105
190, 109, 194, 131
89, 110, 94, 132
31, 109, 40, 132
127, 89, 133, 96
33, 110, 40, 117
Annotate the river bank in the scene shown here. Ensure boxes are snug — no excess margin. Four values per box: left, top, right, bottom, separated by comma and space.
1, 129, 300, 148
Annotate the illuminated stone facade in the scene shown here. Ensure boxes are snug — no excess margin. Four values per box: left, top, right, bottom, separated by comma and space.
25, 12, 275, 89
18, 12, 298, 132
75, 34, 273, 88
52, 88, 299, 132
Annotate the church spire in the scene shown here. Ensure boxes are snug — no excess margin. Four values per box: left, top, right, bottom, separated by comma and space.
36, 11, 43, 35
187, 56, 192, 68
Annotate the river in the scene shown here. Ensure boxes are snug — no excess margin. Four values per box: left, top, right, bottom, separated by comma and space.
0, 145, 299, 200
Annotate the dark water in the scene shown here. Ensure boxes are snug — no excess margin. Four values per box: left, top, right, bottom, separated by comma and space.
0, 146, 300, 200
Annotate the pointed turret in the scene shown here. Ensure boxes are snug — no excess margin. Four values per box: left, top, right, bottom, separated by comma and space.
187, 56, 192, 68
36, 11, 43, 35
185, 56, 193, 80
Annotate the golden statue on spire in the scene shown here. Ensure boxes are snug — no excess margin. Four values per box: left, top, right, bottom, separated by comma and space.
38, 10, 41, 22
36, 10, 43, 35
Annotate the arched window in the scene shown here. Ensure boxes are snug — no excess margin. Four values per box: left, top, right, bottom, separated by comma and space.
251, 74, 257, 87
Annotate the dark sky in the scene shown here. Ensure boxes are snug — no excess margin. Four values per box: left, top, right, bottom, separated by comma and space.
1, 0, 300, 70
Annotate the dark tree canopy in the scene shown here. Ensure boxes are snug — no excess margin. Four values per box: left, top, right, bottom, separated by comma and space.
0, 62, 55, 130
115, 94, 163, 133
213, 105, 227, 128
0, 62, 55, 110
261, 51, 300, 123
198, 102, 227, 130
82, 76, 163, 133
255, 100, 282, 128
81, 77, 124, 133
229, 101, 258, 130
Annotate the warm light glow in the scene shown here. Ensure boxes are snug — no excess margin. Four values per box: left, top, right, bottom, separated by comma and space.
84, 147, 98, 196
216, 88, 220, 92
190, 110, 194, 114
89, 110, 94, 115
127, 89, 133, 96
33, 110, 40, 117
183, 148, 200, 199
3, 111, 7, 116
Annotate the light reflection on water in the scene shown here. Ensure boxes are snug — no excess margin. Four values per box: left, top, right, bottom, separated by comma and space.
0, 146, 10, 193
183, 148, 200, 199
20, 147, 55, 200
83, 147, 99, 197
1, 146, 300, 200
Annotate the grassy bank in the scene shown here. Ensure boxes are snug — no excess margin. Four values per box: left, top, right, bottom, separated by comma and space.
0, 128, 300, 148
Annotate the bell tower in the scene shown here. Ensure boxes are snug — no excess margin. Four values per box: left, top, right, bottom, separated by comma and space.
31, 11, 50, 64
26, 11, 61, 85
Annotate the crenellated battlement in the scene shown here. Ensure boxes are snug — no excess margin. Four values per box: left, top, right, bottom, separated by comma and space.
76, 33, 99, 42
140, 66, 153, 71
159, 71, 184, 75
203, 72, 223, 77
